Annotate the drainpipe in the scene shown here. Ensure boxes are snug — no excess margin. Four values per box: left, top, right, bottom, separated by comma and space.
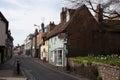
65, 31, 70, 71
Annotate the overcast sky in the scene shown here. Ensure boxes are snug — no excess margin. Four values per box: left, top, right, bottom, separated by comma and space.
0, 0, 65, 46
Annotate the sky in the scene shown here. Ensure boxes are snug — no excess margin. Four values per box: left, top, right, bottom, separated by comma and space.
0, 0, 65, 46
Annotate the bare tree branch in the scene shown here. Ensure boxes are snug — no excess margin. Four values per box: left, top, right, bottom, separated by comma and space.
65, 0, 120, 19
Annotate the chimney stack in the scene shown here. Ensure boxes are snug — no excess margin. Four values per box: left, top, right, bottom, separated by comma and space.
48, 21, 55, 32
35, 28, 38, 35
95, 4, 103, 23
41, 22, 44, 32
60, 7, 67, 23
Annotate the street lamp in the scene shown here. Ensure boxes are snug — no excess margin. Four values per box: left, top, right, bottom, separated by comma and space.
34, 24, 42, 58
34, 24, 40, 31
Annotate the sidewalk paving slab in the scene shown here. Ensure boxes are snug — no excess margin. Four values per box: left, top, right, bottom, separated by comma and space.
0, 77, 27, 80
0, 56, 27, 80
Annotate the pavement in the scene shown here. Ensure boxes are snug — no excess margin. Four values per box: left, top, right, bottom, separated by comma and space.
0, 56, 27, 80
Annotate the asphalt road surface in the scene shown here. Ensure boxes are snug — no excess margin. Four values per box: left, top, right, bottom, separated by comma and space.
15, 55, 88, 80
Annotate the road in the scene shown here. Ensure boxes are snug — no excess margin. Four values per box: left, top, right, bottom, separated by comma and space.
15, 55, 88, 80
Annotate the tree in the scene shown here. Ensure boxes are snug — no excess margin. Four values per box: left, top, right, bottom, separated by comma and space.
65, 0, 120, 19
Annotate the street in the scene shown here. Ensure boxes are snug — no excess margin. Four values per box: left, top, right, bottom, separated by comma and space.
16, 55, 85, 80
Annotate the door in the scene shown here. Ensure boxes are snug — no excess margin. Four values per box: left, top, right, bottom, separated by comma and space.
57, 50, 62, 66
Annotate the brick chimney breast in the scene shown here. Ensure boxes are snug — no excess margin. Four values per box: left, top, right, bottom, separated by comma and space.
60, 7, 67, 23
48, 21, 55, 32
62, 7, 64, 12
41, 22, 44, 32
35, 28, 38, 35
95, 4, 103, 23
65, 7, 67, 12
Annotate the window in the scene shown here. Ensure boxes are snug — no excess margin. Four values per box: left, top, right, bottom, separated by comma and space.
51, 38, 52, 43
55, 37, 56, 41
57, 49, 62, 65
58, 50, 62, 58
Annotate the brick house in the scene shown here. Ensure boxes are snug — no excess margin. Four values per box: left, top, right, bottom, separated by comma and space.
29, 23, 49, 59
29, 29, 39, 58
39, 23, 49, 61
36, 32, 42, 59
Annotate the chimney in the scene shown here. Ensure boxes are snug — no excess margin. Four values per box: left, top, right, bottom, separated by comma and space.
8, 30, 11, 35
41, 22, 45, 32
35, 28, 38, 35
95, 4, 103, 23
60, 7, 67, 23
48, 22, 55, 32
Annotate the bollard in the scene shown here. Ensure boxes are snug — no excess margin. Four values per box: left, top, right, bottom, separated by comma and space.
17, 60, 20, 74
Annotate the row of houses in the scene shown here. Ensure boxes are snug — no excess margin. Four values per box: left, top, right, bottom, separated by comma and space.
0, 12, 14, 64
21, 4, 120, 67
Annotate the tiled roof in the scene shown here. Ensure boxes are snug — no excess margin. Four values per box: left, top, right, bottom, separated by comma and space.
0, 11, 8, 23
46, 5, 88, 39
46, 22, 68, 39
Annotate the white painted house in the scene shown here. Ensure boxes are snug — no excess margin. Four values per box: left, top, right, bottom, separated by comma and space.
48, 32, 67, 67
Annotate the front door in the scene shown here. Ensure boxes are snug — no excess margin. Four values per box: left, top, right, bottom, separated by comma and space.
56, 49, 62, 66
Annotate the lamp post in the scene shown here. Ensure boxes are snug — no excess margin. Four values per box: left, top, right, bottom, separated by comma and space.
34, 24, 39, 58
34, 24, 40, 32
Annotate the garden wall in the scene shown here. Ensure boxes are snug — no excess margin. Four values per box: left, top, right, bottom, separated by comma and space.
69, 59, 120, 80
93, 62, 120, 80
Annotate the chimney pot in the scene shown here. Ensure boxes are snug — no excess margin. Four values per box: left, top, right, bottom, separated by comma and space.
65, 7, 67, 12
60, 7, 67, 23
62, 7, 64, 12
